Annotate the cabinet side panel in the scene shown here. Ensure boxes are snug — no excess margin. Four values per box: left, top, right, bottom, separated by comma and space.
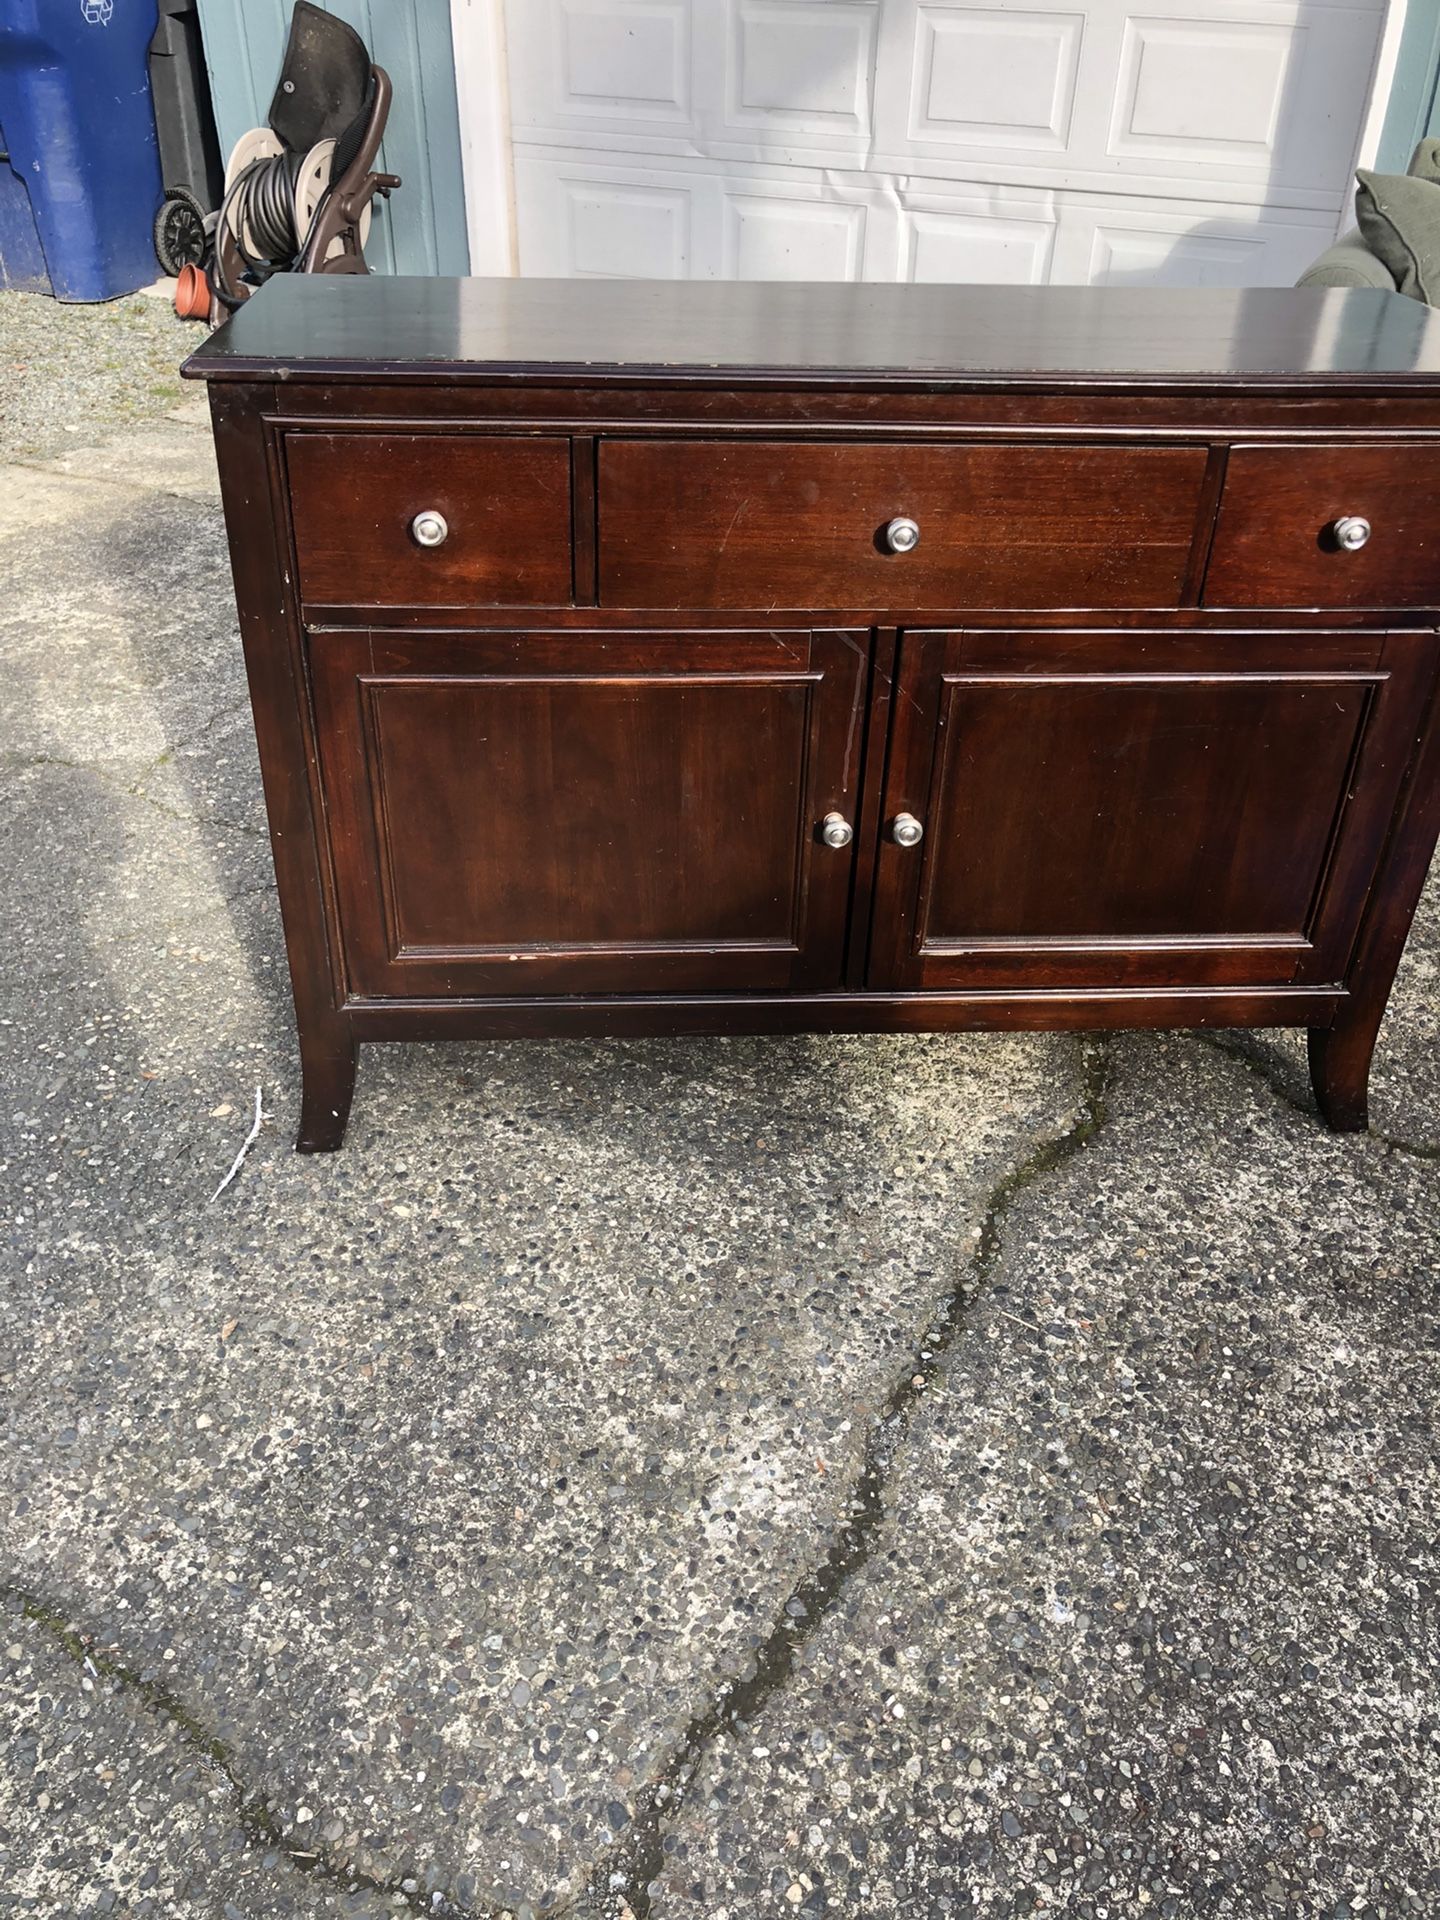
208, 384, 356, 1136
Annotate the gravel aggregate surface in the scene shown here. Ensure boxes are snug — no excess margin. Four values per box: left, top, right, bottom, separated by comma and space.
655, 1029, 1440, 1920
0, 290, 198, 459
1, 293, 1437, 1920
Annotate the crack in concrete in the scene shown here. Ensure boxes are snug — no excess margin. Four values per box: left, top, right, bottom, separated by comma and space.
221, 880, 278, 907
0, 1580, 499, 1920
177, 693, 253, 742
123, 781, 270, 841
1194, 1033, 1440, 1160
0, 746, 267, 839
5, 447, 216, 508
0, 751, 89, 775
5, 1042, 1115, 1920
585, 1036, 1113, 1920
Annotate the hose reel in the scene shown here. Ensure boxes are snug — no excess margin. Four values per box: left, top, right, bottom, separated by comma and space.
173, 0, 396, 325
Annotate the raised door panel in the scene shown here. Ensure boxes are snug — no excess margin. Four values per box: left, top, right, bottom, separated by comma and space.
310, 629, 867, 999
598, 439, 1208, 609
869, 629, 1436, 993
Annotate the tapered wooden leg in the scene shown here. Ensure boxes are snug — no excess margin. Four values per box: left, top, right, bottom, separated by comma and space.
297, 1033, 358, 1153
1308, 1020, 1376, 1134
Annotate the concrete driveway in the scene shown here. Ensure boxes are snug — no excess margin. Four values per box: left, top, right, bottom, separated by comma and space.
1, 291, 1438, 1920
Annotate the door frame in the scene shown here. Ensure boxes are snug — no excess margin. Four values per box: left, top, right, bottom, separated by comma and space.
1372, 0, 1440, 173
450, 0, 518, 275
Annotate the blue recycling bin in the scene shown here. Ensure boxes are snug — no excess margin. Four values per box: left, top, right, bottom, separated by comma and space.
0, 0, 163, 301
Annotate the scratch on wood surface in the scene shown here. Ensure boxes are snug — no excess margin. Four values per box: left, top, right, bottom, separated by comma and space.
715, 496, 751, 560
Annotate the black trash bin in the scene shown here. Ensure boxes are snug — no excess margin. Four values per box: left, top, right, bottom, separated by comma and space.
148, 0, 222, 273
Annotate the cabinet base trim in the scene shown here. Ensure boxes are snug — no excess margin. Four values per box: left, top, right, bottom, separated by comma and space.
344, 986, 1341, 1043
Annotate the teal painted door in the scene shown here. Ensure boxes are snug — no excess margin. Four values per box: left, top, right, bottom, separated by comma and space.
194, 0, 469, 274
1377, 0, 1440, 173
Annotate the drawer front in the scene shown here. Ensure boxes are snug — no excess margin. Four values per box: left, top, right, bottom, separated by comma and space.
598, 439, 1209, 610
1205, 443, 1440, 608
287, 432, 573, 607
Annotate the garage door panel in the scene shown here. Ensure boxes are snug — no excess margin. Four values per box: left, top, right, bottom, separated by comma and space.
505, 0, 1385, 288
890, 5, 1086, 155
1061, 199, 1337, 289
903, 196, 1058, 285
507, 0, 701, 143
874, 0, 1383, 200
514, 153, 906, 279
719, 0, 880, 149
509, 0, 883, 161
513, 156, 701, 277
1098, 1, 1387, 197
516, 150, 1336, 288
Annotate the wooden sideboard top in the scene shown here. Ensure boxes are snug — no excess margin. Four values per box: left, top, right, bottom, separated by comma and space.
184, 277, 1440, 390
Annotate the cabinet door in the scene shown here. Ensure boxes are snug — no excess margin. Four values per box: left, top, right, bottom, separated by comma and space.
869, 629, 1437, 993
310, 628, 866, 998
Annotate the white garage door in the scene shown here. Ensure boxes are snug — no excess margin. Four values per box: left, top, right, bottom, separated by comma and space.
502, 0, 1386, 286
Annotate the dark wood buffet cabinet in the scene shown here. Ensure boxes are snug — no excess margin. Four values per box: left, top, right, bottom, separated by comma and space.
186, 277, 1440, 1151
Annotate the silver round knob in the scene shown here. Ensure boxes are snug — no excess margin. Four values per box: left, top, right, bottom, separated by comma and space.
883, 516, 921, 555
411, 509, 449, 548
889, 812, 924, 848
1332, 514, 1371, 552
820, 811, 854, 850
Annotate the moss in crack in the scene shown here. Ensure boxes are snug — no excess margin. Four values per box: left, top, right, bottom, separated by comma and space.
1, 1581, 491, 1918
588, 1036, 1113, 1920
1382, 1130, 1440, 1160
